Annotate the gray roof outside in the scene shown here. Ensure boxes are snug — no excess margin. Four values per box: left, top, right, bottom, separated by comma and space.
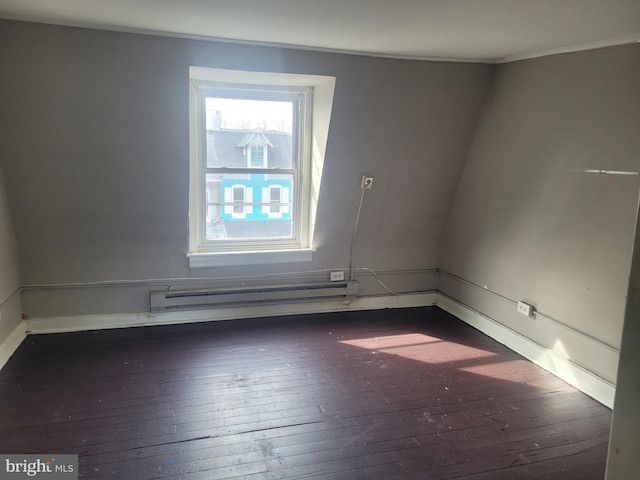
206, 219, 292, 240
206, 129, 292, 168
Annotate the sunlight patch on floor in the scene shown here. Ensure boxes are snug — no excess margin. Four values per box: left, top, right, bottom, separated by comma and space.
340, 333, 497, 364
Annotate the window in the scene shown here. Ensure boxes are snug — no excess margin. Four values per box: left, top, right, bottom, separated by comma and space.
188, 67, 335, 267
249, 146, 265, 167
225, 185, 252, 218
261, 184, 289, 219
269, 186, 281, 214
232, 187, 244, 215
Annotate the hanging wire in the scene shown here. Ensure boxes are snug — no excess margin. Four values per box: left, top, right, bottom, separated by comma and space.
349, 187, 367, 282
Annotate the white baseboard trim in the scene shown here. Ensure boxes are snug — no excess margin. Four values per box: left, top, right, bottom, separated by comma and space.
10, 290, 618, 409
0, 320, 27, 370
436, 293, 615, 408
26, 292, 437, 335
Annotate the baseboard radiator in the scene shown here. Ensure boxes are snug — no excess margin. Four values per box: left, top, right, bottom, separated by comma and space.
150, 281, 359, 312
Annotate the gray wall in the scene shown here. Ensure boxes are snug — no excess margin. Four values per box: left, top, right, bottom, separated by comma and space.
0, 164, 21, 341
0, 20, 493, 317
441, 44, 640, 384
606, 188, 640, 478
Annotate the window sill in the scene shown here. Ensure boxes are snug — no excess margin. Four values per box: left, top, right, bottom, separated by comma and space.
188, 248, 315, 268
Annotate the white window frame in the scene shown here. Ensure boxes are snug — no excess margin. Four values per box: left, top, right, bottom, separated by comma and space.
261, 184, 290, 219
188, 68, 325, 267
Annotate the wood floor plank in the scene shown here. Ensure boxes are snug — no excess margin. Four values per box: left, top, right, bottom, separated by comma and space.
0, 307, 611, 479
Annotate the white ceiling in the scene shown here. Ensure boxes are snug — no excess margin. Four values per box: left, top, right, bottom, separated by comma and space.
1, 0, 639, 63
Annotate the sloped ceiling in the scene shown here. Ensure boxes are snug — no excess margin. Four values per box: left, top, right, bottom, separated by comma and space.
0, 0, 639, 63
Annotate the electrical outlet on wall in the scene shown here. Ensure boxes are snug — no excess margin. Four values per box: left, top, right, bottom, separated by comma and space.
517, 301, 535, 317
330, 271, 345, 282
361, 176, 373, 190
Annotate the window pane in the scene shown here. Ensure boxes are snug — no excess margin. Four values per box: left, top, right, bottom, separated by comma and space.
270, 187, 281, 213
205, 98, 293, 169
250, 146, 264, 167
206, 173, 293, 240
232, 187, 244, 214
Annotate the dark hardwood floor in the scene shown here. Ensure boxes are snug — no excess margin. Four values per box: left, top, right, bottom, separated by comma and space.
0, 307, 611, 479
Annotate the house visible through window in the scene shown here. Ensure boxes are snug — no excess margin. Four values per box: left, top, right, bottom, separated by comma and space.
188, 67, 335, 267
189, 69, 314, 259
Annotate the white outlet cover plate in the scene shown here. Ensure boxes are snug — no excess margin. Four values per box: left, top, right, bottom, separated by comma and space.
330, 271, 345, 281
517, 301, 533, 316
